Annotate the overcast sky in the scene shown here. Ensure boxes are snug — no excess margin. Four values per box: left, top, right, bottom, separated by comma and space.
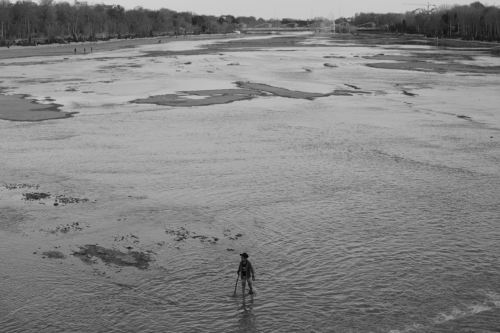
95, 0, 496, 19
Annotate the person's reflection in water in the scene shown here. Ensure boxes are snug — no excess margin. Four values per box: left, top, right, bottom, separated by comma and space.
236, 295, 256, 332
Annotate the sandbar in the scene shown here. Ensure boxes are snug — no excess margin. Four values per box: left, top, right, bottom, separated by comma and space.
132, 81, 339, 108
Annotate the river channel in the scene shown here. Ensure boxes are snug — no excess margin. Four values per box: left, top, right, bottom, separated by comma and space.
1, 35, 499, 332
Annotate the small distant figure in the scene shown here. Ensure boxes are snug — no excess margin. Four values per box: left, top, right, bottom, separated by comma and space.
91, 47, 93, 52
158, 39, 161, 43
237, 253, 255, 295
84, 48, 86, 54
74, 48, 76, 54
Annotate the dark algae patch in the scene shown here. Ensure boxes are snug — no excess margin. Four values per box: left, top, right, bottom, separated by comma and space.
42, 251, 66, 259
22, 192, 51, 200
72, 245, 152, 270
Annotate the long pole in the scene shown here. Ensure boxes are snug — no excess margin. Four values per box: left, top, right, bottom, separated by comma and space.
233, 276, 239, 294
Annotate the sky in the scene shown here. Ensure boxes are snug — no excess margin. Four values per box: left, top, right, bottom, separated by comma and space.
96, 0, 497, 20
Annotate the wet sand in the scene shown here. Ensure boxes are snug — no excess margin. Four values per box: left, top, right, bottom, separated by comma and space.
0, 93, 75, 121
132, 81, 337, 107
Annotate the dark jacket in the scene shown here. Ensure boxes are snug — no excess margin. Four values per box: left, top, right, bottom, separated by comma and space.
237, 260, 255, 279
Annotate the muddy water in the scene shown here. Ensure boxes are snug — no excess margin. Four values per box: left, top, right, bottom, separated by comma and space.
1, 36, 500, 332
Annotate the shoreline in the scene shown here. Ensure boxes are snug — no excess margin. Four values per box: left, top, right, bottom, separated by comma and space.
0, 34, 243, 60
2, 33, 499, 61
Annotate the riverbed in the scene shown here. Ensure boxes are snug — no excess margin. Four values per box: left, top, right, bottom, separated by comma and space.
1, 34, 499, 333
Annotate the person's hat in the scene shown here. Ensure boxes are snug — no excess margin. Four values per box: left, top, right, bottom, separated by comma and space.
240, 253, 249, 258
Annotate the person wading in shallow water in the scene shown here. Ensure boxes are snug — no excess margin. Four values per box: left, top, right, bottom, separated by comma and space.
237, 253, 255, 294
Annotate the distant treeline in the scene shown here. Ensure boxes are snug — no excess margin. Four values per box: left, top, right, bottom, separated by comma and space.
0, 0, 268, 43
352, 1, 500, 40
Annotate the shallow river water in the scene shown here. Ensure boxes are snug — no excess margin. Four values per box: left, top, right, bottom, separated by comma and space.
1, 36, 500, 332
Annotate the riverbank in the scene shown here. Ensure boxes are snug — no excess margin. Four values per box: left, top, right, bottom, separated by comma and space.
0, 34, 241, 60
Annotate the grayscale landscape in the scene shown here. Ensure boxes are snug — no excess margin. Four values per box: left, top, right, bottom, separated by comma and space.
1, 5, 500, 332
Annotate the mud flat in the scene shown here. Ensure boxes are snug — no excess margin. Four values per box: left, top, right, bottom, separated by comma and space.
132, 81, 338, 107
132, 92, 256, 107
364, 53, 500, 74
72, 245, 152, 269
0, 93, 75, 121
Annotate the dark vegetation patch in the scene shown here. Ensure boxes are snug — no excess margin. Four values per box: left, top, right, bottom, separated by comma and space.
42, 250, 66, 259
40, 222, 89, 234
165, 227, 219, 244
457, 115, 472, 120
164, 227, 243, 245
72, 245, 152, 269
55, 195, 89, 204
345, 84, 361, 89
2, 183, 40, 190
22, 192, 51, 200
324, 63, 337, 67
20, 190, 89, 206
403, 90, 418, 96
